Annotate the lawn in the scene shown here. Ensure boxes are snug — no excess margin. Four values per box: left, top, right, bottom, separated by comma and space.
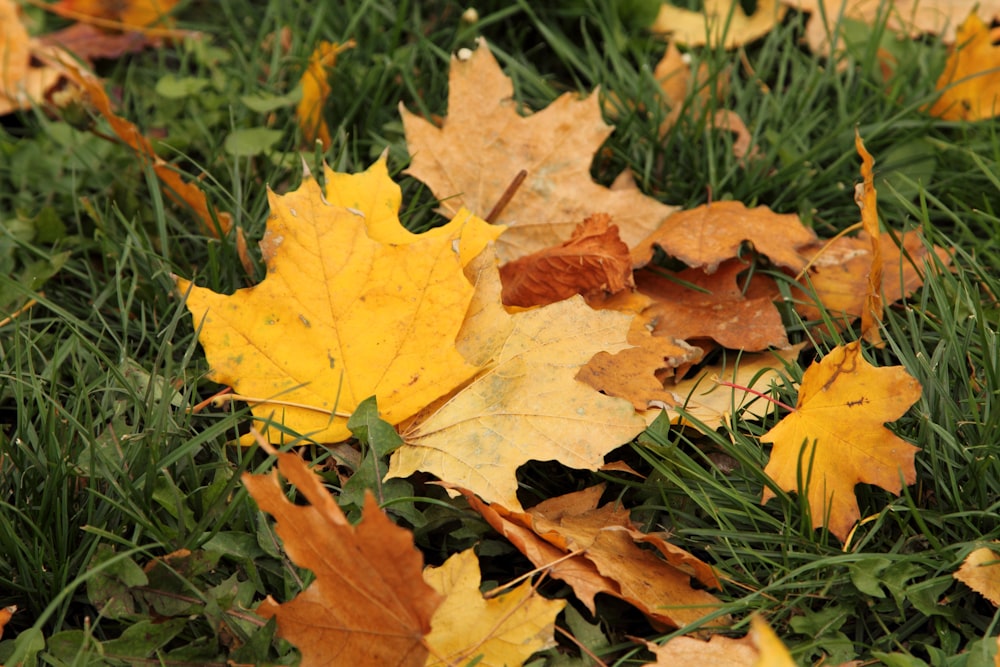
1, 0, 999, 665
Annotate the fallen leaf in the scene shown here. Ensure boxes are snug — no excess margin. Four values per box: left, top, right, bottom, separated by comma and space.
423, 548, 565, 667
782, 0, 1000, 54
632, 201, 817, 273
658, 346, 804, 430
389, 248, 646, 510
456, 485, 728, 629
243, 450, 442, 667
954, 544, 1000, 606
401, 38, 676, 264
48, 0, 180, 30
651, 0, 788, 48
793, 230, 949, 326
58, 59, 234, 239
0, 0, 66, 115
38, 23, 154, 61
0, 605, 15, 640
636, 260, 791, 350
641, 614, 796, 665
576, 313, 703, 410
500, 213, 634, 308
761, 341, 922, 542
855, 131, 884, 346
296, 40, 355, 149
928, 13, 1000, 121
177, 158, 501, 444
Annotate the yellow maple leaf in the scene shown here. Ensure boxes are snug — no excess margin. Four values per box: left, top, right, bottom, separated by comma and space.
954, 544, 1000, 606
388, 248, 647, 510
761, 341, 922, 542
243, 449, 442, 667
296, 40, 355, 150
651, 0, 787, 49
928, 12, 1000, 121
177, 157, 502, 443
401, 38, 676, 264
423, 548, 565, 667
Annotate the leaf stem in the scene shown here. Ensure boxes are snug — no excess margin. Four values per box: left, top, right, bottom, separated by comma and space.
715, 380, 796, 413
485, 169, 527, 223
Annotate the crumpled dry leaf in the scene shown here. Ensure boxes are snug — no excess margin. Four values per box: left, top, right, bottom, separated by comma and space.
389, 248, 646, 510
642, 615, 796, 665
637, 260, 790, 351
456, 485, 728, 629
953, 544, 1000, 606
632, 201, 817, 274
855, 132, 884, 346
423, 548, 565, 667
177, 158, 501, 444
500, 213, 634, 308
761, 341, 922, 542
0, 0, 66, 115
928, 13, 1000, 121
296, 40, 355, 149
243, 450, 442, 667
651, 0, 787, 48
402, 38, 676, 264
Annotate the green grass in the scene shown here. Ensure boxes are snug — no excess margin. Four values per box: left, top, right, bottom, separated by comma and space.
1, 0, 999, 664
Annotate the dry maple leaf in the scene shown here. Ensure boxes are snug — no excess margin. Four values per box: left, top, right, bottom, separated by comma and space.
423, 548, 565, 667
177, 158, 501, 444
781, 0, 1000, 54
0, 0, 66, 115
500, 213, 634, 308
793, 230, 949, 327
388, 248, 646, 510
636, 260, 790, 351
46, 0, 179, 30
761, 341, 922, 542
456, 485, 728, 630
632, 200, 817, 274
642, 615, 796, 666
954, 544, 1000, 606
243, 450, 442, 667
401, 38, 676, 264
296, 40, 355, 149
928, 13, 1000, 121
651, 0, 788, 48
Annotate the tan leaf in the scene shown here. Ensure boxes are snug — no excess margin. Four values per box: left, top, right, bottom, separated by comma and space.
500, 213, 634, 307
423, 549, 565, 667
954, 544, 1000, 606
243, 451, 442, 667
390, 248, 646, 510
761, 342, 922, 542
401, 38, 676, 264
642, 615, 796, 665
637, 260, 790, 350
0, 0, 65, 115
632, 201, 817, 273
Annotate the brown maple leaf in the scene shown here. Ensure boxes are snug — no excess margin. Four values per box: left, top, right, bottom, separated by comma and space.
636, 260, 790, 351
632, 200, 817, 273
500, 213, 634, 308
401, 38, 676, 264
761, 341, 922, 542
456, 485, 729, 630
243, 450, 442, 667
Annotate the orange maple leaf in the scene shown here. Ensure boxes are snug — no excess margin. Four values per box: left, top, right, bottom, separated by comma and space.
401, 38, 676, 264
296, 40, 355, 150
500, 213, 634, 308
632, 200, 817, 273
761, 341, 922, 541
177, 158, 500, 444
45, 0, 179, 30
457, 485, 728, 630
243, 450, 442, 667
928, 12, 1000, 120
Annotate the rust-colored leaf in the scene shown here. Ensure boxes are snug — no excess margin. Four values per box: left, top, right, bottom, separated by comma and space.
500, 213, 634, 308
401, 38, 676, 264
632, 201, 816, 273
761, 341, 922, 542
243, 451, 442, 667
457, 485, 728, 629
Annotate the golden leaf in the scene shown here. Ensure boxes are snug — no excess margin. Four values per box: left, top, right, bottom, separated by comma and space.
928, 13, 1000, 121
954, 544, 1000, 606
651, 0, 787, 49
